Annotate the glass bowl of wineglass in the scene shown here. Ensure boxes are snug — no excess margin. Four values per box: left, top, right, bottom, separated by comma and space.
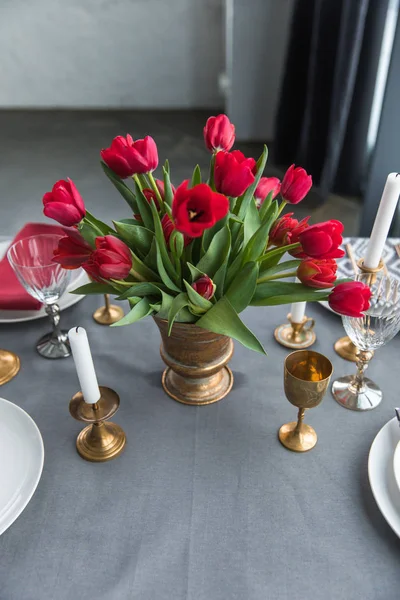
332, 273, 400, 410
7, 234, 71, 359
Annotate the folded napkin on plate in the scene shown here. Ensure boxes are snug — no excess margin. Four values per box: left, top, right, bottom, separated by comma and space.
0, 223, 65, 310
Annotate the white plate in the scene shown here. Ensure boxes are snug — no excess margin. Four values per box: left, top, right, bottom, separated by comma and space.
318, 237, 400, 315
393, 440, 400, 494
0, 237, 90, 323
368, 416, 400, 538
0, 397, 44, 536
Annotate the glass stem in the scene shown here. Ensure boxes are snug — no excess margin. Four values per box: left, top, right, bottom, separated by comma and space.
45, 304, 64, 342
351, 350, 372, 393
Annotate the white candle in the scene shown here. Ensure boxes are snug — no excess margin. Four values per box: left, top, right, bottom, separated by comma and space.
68, 327, 101, 404
290, 278, 306, 323
364, 172, 400, 269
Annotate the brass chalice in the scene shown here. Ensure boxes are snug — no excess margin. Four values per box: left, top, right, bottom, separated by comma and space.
279, 350, 333, 452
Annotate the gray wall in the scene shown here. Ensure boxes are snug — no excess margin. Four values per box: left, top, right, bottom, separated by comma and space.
0, 0, 224, 108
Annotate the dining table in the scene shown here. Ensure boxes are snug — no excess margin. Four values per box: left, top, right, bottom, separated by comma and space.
0, 294, 400, 600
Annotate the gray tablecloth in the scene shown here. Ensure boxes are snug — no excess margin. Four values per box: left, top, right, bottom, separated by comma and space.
0, 297, 400, 600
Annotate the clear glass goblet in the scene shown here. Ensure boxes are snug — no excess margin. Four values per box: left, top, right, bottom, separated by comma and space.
7, 234, 71, 359
332, 273, 400, 411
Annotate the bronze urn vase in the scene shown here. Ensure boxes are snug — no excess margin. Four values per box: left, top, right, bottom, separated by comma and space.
154, 318, 234, 405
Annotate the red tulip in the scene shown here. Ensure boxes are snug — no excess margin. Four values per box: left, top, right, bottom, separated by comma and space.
84, 235, 132, 281
281, 164, 312, 204
43, 179, 86, 227
142, 179, 176, 212
297, 220, 345, 259
172, 180, 229, 238
328, 282, 371, 317
269, 213, 310, 247
255, 177, 281, 206
192, 275, 215, 300
101, 135, 158, 178
214, 150, 256, 197
53, 229, 93, 269
297, 258, 337, 289
203, 114, 235, 153
161, 214, 191, 247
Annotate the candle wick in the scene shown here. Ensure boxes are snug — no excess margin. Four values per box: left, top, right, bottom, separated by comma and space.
75, 326, 80, 333
396, 173, 400, 178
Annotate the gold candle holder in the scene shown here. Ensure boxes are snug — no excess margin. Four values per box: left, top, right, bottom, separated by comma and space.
274, 313, 316, 349
334, 259, 383, 362
0, 349, 21, 385
69, 386, 126, 462
93, 294, 124, 325
279, 350, 333, 452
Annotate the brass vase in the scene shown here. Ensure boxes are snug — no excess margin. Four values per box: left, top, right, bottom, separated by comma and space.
154, 318, 234, 405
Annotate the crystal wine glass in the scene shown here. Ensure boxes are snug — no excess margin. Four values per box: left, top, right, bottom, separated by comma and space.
7, 234, 71, 359
332, 272, 400, 411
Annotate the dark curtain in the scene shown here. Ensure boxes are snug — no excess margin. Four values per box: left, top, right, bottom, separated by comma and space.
274, 0, 388, 199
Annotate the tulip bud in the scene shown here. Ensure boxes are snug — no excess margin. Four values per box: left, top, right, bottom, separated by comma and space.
281, 164, 312, 204
192, 275, 215, 300
214, 150, 256, 197
203, 114, 235, 153
101, 134, 158, 178
297, 258, 337, 289
43, 178, 86, 227
84, 235, 132, 281
255, 177, 281, 207
328, 282, 371, 317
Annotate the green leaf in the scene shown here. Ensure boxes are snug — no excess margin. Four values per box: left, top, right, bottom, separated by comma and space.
156, 291, 174, 319
251, 281, 329, 305
164, 159, 170, 174
258, 192, 274, 221
225, 261, 258, 313
243, 198, 261, 247
183, 280, 213, 312
113, 221, 154, 257
101, 162, 138, 213
149, 200, 179, 285
202, 214, 229, 253
131, 250, 160, 282
197, 225, 231, 278
186, 262, 207, 283
117, 282, 164, 300
170, 231, 184, 259
133, 181, 154, 230
111, 298, 152, 326
84, 211, 113, 236
225, 249, 244, 290
213, 262, 227, 299
258, 243, 299, 272
156, 241, 181, 292
190, 165, 202, 187
71, 282, 120, 295
237, 145, 268, 220
162, 166, 174, 207
196, 297, 266, 354
77, 222, 97, 248
168, 293, 191, 334
242, 210, 278, 265
144, 237, 158, 272
259, 259, 301, 279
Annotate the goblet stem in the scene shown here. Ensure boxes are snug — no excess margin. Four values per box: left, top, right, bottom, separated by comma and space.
104, 293, 111, 314
45, 303, 66, 343
294, 407, 305, 432
348, 350, 373, 394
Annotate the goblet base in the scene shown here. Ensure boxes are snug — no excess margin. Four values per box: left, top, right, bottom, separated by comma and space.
0, 349, 21, 385
93, 304, 124, 325
36, 331, 71, 359
334, 336, 359, 362
278, 421, 317, 452
331, 375, 382, 411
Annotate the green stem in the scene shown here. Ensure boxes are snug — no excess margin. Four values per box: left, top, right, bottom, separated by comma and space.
258, 242, 301, 263
132, 174, 142, 191
147, 171, 164, 207
208, 153, 216, 191
82, 216, 103, 237
257, 270, 298, 284
277, 200, 287, 216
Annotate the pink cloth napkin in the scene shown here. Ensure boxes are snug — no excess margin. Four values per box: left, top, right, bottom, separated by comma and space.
0, 223, 65, 310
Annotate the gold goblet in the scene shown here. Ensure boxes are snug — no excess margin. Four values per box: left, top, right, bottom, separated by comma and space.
279, 350, 333, 452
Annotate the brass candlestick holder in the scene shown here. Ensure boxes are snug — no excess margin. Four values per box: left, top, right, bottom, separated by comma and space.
93, 294, 124, 325
69, 386, 126, 462
274, 314, 316, 349
334, 259, 383, 362
0, 349, 20, 385
279, 350, 333, 452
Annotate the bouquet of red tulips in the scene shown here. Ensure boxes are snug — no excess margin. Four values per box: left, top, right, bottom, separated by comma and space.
43, 114, 371, 354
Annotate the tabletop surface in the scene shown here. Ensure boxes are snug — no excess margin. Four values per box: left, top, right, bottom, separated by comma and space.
1, 295, 400, 600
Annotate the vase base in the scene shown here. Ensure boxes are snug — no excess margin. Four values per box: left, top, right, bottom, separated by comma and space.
161, 366, 234, 405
